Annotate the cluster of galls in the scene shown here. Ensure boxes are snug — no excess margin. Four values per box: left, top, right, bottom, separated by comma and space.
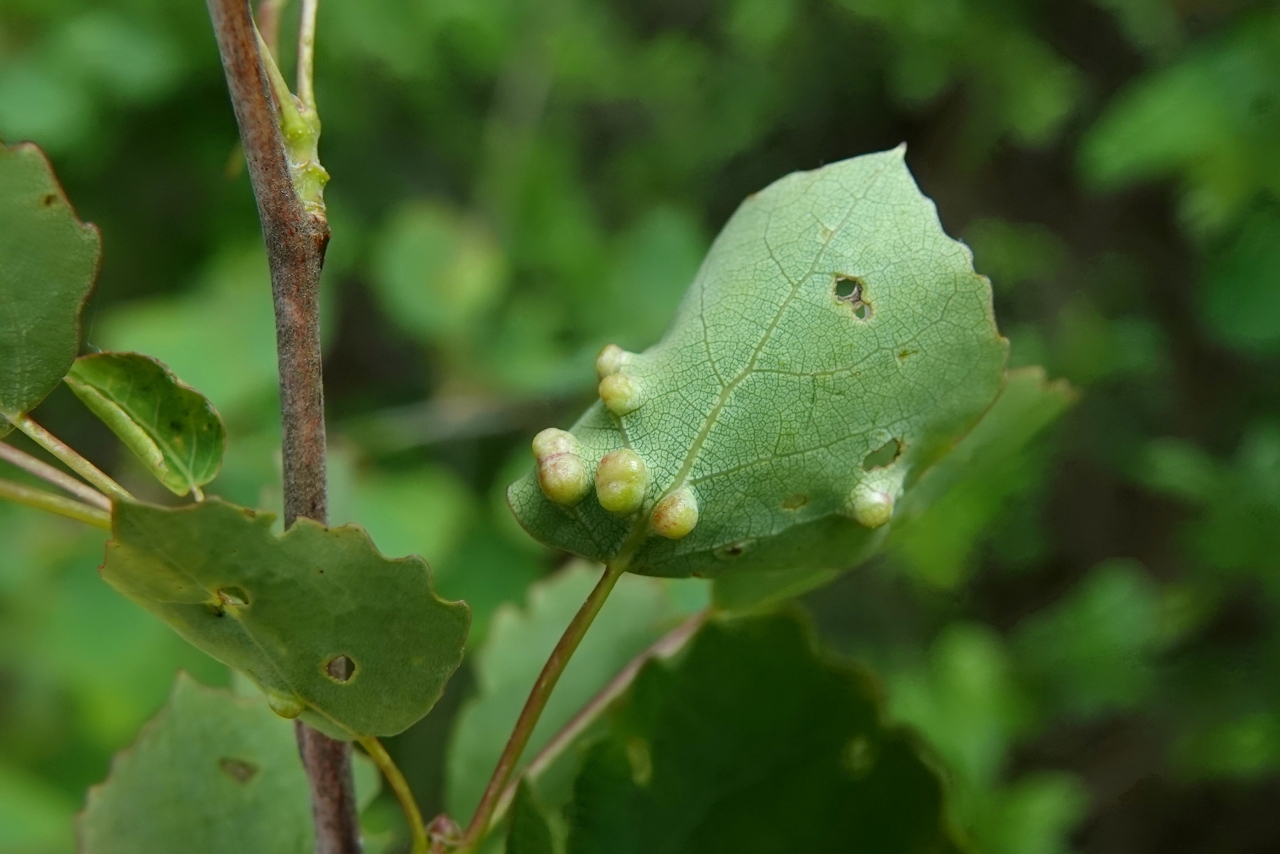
531, 345, 699, 540
531, 342, 899, 540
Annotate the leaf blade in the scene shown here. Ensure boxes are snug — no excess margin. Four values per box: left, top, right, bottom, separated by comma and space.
0, 141, 100, 420
65, 352, 227, 496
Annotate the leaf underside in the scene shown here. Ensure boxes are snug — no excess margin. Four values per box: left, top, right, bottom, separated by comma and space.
563, 612, 961, 854
509, 148, 1007, 579
0, 141, 100, 422
66, 352, 227, 496
100, 498, 471, 739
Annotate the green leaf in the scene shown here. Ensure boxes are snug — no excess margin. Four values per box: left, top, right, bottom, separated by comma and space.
80, 674, 380, 854
509, 149, 1007, 579
0, 141, 100, 421
507, 779, 563, 854
446, 563, 708, 819
563, 612, 961, 853
64, 352, 226, 497
100, 497, 471, 738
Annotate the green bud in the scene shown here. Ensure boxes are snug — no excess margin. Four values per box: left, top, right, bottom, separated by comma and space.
532, 428, 590, 506
266, 691, 306, 720
650, 486, 699, 539
596, 343, 634, 379
595, 449, 648, 514
599, 373, 643, 416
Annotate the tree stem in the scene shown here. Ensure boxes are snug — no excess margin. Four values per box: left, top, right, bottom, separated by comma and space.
0, 476, 110, 529
205, 2, 358, 852
459, 561, 628, 851
359, 737, 428, 854
0, 441, 111, 510
6, 414, 131, 502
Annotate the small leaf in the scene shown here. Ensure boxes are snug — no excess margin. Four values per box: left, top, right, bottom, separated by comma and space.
563, 612, 961, 853
100, 497, 471, 738
0, 141, 100, 421
509, 148, 1008, 579
507, 779, 563, 854
446, 563, 707, 819
65, 352, 227, 497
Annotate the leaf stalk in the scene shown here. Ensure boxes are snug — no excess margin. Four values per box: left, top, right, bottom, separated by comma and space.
0, 476, 110, 529
0, 441, 111, 510
458, 560, 629, 851
6, 414, 132, 502
359, 737, 429, 854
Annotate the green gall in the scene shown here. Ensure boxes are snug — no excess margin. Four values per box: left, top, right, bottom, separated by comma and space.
599, 373, 643, 416
596, 343, 634, 380
532, 427, 579, 459
846, 488, 894, 529
265, 691, 306, 720
532, 428, 591, 506
595, 449, 648, 514
651, 487, 699, 539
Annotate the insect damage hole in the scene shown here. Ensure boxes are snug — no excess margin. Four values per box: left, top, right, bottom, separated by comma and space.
324, 654, 356, 683
833, 275, 871, 320
862, 438, 902, 471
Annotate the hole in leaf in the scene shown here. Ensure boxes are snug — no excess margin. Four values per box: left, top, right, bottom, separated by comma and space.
325, 654, 356, 683
834, 275, 871, 319
862, 439, 902, 471
781, 493, 808, 510
219, 757, 258, 783
834, 276, 861, 300
218, 587, 249, 607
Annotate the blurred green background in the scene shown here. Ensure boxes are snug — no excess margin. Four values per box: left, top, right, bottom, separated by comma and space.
2, 0, 1279, 851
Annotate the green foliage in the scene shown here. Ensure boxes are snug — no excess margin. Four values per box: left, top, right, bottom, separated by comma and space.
101, 498, 470, 739
446, 563, 707, 819
0, 141, 99, 422
506, 780, 562, 854
79, 674, 379, 854
564, 612, 960, 854
65, 353, 226, 497
511, 149, 1007, 579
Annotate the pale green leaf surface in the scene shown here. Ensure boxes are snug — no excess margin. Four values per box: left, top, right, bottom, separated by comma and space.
509, 148, 1007, 579
79, 674, 380, 854
0, 141, 100, 419
565, 612, 961, 853
447, 563, 708, 819
100, 498, 470, 738
65, 352, 226, 496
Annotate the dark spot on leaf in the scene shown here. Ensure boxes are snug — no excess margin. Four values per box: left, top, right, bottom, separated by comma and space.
898, 349, 917, 360
170, 421, 182, 431
781, 493, 808, 510
219, 757, 258, 782
862, 438, 902, 471
207, 603, 225, 618
325, 654, 356, 683
715, 539, 753, 559
218, 587, 249, 607
42, 193, 56, 207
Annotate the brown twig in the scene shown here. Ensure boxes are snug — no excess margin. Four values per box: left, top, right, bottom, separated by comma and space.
204, 2, 358, 852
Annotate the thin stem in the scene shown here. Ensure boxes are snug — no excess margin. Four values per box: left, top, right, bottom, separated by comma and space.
205, 2, 355, 852
256, 0, 288, 58
297, 0, 318, 111
0, 441, 111, 510
6, 414, 132, 502
459, 561, 628, 851
491, 609, 708, 824
0, 477, 110, 529
359, 738, 428, 854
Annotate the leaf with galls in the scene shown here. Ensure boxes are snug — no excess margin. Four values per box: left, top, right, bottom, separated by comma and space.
509, 148, 1009, 578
